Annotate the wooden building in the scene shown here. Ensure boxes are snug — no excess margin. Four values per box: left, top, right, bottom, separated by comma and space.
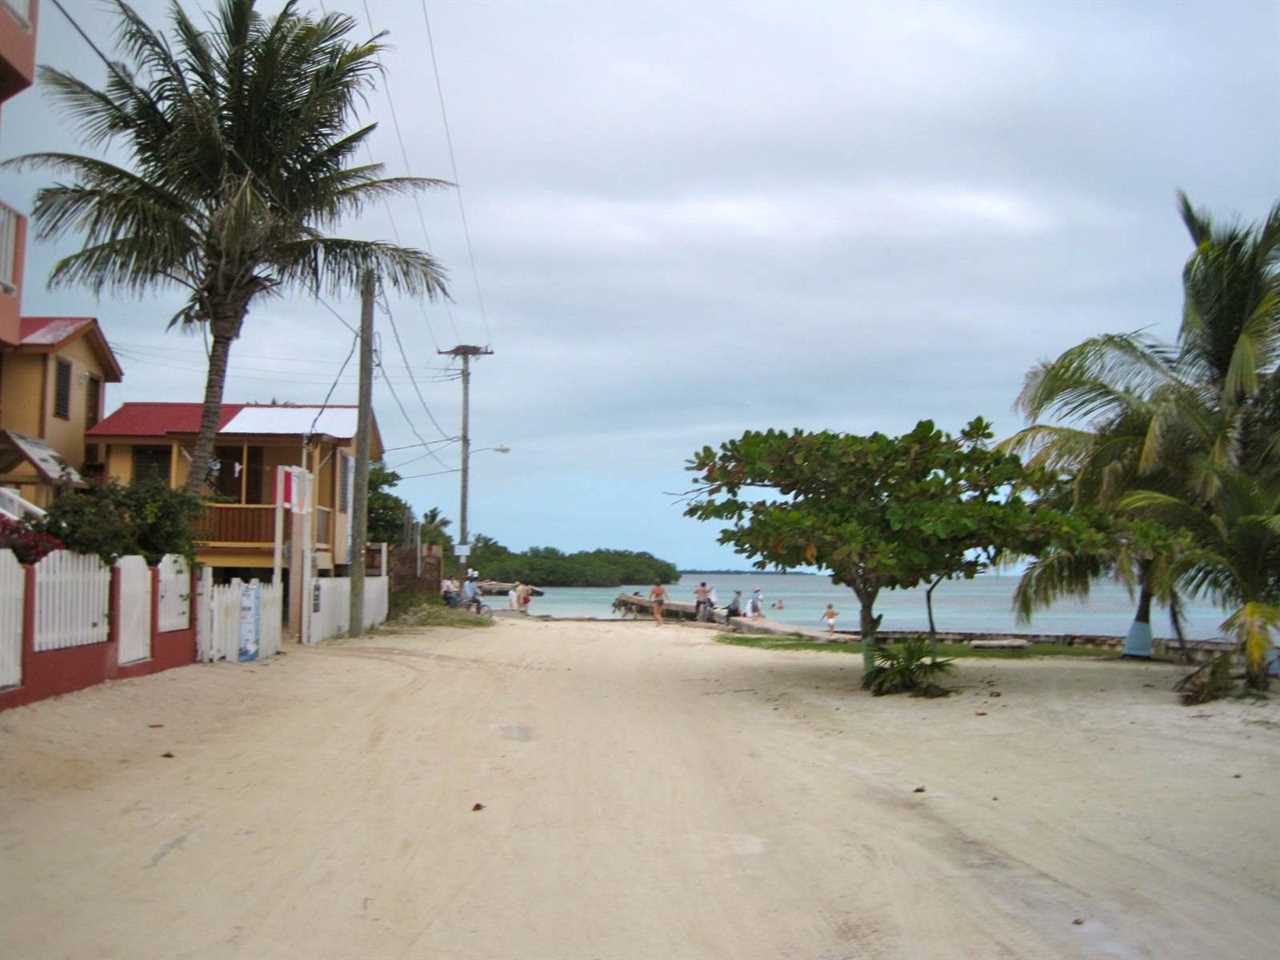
87, 402, 383, 575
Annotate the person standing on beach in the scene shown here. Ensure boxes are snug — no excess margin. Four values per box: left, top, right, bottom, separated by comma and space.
517, 582, 533, 615
821, 603, 838, 634
751, 588, 764, 618
508, 584, 519, 610
693, 582, 710, 621
648, 582, 668, 626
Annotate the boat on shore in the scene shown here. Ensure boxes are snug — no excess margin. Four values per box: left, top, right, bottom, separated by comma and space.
478, 580, 545, 597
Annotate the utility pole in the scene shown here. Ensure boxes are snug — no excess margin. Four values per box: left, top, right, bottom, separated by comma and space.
438, 344, 493, 552
349, 271, 376, 636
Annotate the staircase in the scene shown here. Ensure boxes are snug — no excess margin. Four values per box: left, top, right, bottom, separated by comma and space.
0, 486, 44, 522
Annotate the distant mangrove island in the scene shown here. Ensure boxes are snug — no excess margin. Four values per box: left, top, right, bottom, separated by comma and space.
459, 536, 679, 587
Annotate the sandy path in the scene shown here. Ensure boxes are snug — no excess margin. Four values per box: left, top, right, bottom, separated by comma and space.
1, 618, 1277, 959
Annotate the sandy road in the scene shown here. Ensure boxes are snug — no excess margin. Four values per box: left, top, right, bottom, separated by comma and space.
1, 618, 1277, 959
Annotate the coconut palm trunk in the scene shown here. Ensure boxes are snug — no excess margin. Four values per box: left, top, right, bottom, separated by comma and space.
1124, 575, 1155, 658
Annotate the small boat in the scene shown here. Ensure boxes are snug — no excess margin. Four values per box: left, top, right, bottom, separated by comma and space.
477, 580, 545, 597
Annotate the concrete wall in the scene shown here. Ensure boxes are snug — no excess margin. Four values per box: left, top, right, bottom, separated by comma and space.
0, 560, 198, 713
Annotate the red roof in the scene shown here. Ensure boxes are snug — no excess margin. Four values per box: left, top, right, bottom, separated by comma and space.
19, 317, 94, 345
16, 317, 125, 382
88, 403, 245, 438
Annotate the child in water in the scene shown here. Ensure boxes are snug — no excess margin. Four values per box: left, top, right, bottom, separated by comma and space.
821, 603, 838, 634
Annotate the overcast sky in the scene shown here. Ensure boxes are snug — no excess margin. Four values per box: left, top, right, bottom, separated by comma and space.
3, 1, 1278, 568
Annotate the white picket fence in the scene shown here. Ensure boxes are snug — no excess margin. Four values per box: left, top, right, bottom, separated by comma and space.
0, 550, 22, 688
307, 575, 389, 644
196, 571, 283, 663
34, 550, 110, 652
115, 555, 152, 665
157, 555, 190, 632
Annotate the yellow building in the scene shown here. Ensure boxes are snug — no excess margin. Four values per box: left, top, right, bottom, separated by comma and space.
0, 317, 124, 506
88, 402, 382, 576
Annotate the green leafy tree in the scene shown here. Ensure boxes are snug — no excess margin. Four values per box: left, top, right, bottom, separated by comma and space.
686, 418, 1042, 670
366, 464, 410, 545
8, 0, 448, 494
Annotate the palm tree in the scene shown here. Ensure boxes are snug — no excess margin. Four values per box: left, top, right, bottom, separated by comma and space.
1177, 192, 1280, 439
1123, 467, 1280, 688
7, 0, 448, 492
1002, 332, 1208, 653
1004, 193, 1280, 652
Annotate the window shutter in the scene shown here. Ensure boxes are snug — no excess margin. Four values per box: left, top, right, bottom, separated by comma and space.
54, 359, 72, 419
339, 454, 351, 512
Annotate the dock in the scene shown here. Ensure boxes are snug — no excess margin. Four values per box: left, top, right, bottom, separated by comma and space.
478, 580, 545, 597
611, 594, 833, 640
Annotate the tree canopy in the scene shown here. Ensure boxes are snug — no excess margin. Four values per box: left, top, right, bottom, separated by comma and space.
685, 417, 1044, 668
464, 536, 678, 587
9, 0, 449, 494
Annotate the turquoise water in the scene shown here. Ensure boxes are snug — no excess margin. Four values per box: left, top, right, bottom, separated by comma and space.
525, 572, 1227, 639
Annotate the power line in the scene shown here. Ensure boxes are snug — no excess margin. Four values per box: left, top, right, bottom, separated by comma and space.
419, 0, 492, 346
376, 283, 453, 441
376, 359, 454, 472
308, 331, 360, 439
325, 0, 452, 353
396, 467, 460, 480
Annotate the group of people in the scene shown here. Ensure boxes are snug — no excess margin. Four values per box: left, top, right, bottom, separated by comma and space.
641, 582, 840, 633
506, 582, 535, 615
643, 582, 770, 626
440, 574, 536, 615
440, 574, 481, 612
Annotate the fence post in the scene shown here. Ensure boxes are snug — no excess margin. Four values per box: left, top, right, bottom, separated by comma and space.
107, 564, 121, 678
20, 563, 34, 693
149, 565, 160, 661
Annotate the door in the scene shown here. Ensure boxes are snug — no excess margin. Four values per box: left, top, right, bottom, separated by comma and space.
115, 556, 152, 664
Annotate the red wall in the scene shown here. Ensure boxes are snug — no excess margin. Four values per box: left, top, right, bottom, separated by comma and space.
0, 565, 199, 711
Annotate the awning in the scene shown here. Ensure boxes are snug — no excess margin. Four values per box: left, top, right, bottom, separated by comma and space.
0, 430, 86, 487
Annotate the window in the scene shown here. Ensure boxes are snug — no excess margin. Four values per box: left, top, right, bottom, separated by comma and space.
132, 446, 171, 483
0, 205, 17, 291
85, 376, 101, 429
339, 454, 351, 512
53, 359, 72, 420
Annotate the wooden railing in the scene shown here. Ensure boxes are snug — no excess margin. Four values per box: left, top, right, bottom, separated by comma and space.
194, 504, 275, 544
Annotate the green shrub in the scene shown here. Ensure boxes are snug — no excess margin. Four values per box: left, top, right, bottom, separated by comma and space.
28, 478, 203, 565
861, 636, 955, 697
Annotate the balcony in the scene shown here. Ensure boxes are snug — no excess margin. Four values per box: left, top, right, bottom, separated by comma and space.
194, 503, 275, 545
195, 502, 334, 549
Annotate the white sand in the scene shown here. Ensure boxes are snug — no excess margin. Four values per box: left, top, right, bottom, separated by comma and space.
1, 617, 1277, 959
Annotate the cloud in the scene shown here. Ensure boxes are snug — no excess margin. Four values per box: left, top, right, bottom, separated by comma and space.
2, 0, 1277, 568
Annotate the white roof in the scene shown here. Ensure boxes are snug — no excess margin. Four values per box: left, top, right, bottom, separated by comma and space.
222, 406, 359, 440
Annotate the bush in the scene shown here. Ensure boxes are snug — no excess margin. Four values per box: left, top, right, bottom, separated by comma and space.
862, 636, 955, 697
0, 515, 64, 564
28, 478, 203, 565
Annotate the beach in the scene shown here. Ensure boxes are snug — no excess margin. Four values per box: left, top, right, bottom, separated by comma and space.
1, 617, 1277, 959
